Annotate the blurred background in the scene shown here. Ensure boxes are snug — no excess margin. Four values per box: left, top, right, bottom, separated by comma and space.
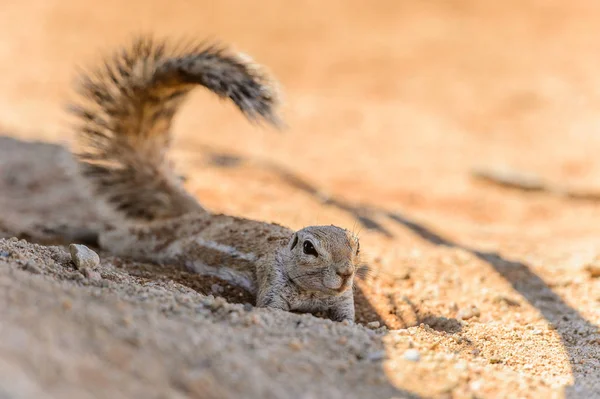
3, 0, 600, 231
1, 1, 600, 396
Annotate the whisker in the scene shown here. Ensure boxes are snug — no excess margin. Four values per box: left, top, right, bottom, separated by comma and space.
291, 269, 325, 279
355, 264, 372, 280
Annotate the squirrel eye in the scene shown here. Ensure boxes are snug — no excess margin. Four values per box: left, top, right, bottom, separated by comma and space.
356, 241, 360, 256
302, 240, 318, 257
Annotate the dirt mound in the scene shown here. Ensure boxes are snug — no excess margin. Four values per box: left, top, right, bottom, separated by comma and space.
0, 237, 402, 399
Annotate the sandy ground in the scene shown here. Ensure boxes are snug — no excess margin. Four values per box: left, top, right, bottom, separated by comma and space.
1, 0, 600, 398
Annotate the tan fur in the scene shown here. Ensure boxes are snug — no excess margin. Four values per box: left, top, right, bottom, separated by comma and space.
72, 36, 360, 322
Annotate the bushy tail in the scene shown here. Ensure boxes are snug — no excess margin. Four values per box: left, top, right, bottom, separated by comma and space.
70, 36, 282, 221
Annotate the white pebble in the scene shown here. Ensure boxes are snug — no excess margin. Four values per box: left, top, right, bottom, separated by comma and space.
403, 349, 421, 362
69, 244, 100, 270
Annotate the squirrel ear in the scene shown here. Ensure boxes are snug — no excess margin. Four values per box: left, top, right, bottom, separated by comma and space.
290, 234, 298, 250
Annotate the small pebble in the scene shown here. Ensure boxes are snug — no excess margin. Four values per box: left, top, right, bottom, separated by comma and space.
211, 283, 224, 294
457, 305, 480, 320
82, 268, 102, 281
403, 349, 421, 362
0, 250, 10, 258
367, 350, 386, 361
367, 321, 381, 329
202, 295, 215, 307
454, 360, 468, 371
23, 260, 41, 274
210, 297, 226, 310
470, 380, 483, 391
288, 339, 303, 351
493, 295, 521, 307
585, 260, 600, 278
68, 271, 85, 281
247, 314, 261, 326
62, 298, 73, 310
243, 303, 253, 312
69, 244, 100, 270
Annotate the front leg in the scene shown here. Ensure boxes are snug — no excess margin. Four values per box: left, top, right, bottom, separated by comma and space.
328, 292, 355, 323
255, 262, 290, 311
256, 285, 290, 311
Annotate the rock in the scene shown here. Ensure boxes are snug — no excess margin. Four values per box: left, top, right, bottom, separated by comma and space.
584, 260, 600, 278
211, 283, 224, 294
366, 321, 381, 329
201, 296, 215, 307
23, 260, 41, 274
69, 244, 100, 270
367, 350, 386, 361
209, 297, 227, 311
457, 305, 480, 320
470, 380, 483, 391
493, 295, 521, 307
288, 339, 303, 351
243, 303, 253, 312
67, 271, 85, 281
82, 268, 102, 281
0, 250, 10, 257
403, 349, 420, 362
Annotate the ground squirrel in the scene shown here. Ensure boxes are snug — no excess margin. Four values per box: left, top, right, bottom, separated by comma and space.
70, 36, 362, 322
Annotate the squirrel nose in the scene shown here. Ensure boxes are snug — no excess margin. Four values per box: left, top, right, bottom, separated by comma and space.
336, 269, 353, 278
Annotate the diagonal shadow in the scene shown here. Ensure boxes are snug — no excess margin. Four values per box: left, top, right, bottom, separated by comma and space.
203, 147, 600, 396
472, 167, 600, 203
386, 212, 600, 398
203, 150, 394, 237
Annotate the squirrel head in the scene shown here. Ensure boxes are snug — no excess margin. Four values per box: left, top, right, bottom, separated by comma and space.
283, 225, 360, 296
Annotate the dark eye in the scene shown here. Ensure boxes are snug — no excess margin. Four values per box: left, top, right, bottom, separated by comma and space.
303, 240, 318, 257
356, 241, 360, 255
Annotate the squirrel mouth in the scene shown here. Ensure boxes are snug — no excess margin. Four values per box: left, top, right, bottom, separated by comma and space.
334, 277, 352, 293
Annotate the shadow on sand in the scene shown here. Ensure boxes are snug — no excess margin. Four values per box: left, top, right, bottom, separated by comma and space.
202, 146, 600, 397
